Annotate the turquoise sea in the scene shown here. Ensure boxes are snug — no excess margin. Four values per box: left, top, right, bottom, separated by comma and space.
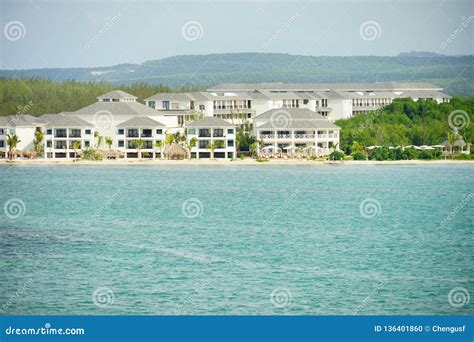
0, 163, 473, 315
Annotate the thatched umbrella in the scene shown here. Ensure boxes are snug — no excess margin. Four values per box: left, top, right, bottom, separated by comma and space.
164, 144, 187, 160
97, 149, 124, 160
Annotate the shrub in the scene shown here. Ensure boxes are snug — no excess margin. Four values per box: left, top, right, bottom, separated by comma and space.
81, 148, 103, 161
352, 151, 367, 160
329, 151, 345, 160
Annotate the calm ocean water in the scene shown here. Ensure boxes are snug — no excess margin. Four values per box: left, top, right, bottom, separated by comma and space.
0, 163, 473, 315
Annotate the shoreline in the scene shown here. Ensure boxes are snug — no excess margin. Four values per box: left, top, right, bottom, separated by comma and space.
0, 159, 473, 166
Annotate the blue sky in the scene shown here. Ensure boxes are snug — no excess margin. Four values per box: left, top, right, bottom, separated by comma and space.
1, 0, 472, 69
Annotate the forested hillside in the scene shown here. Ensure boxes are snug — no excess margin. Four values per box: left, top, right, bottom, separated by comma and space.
1, 53, 472, 95
0, 79, 199, 116
336, 97, 474, 152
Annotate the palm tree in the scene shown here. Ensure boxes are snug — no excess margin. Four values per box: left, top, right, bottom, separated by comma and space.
132, 139, 145, 160
6, 134, 21, 161
447, 132, 457, 158
186, 137, 197, 160
33, 130, 44, 157
165, 134, 174, 147
105, 137, 113, 150
71, 141, 81, 161
94, 131, 104, 149
155, 140, 163, 159
207, 143, 216, 159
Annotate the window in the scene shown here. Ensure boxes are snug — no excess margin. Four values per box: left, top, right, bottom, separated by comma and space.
0, 141, 4, 148
142, 129, 152, 138
85, 129, 91, 135
303, 99, 309, 104
213, 129, 224, 137
102, 98, 110, 102
70, 129, 81, 138
199, 140, 209, 149
163, 101, 170, 110
228, 140, 234, 147
84, 141, 90, 148
46, 141, 52, 148
118, 140, 124, 148
199, 105, 205, 110
55, 129, 67, 138
0, 128, 4, 135
55, 141, 67, 149
46, 129, 53, 135
227, 129, 234, 135
188, 128, 196, 135
156, 129, 163, 135
148, 101, 156, 109
127, 129, 139, 138
118, 129, 124, 135
199, 129, 211, 137
112, 98, 119, 102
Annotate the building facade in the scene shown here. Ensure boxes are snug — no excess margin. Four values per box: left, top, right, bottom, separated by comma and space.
0, 82, 452, 159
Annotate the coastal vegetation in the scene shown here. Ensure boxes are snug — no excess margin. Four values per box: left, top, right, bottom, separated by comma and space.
336, 97, 474, 159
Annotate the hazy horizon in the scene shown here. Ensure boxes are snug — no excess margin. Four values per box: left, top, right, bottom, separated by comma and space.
1, 0, 473, 70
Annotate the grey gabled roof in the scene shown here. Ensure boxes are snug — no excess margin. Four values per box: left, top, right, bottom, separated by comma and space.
41, 113, 94, 127
117, 116, 165, 127
254, 108, 340, 130
186, 116, 235, 128
208, 82, 443, 92
70, 101, 158, 116
0, 114, 45, 127
145, 92, 191, 102
97, 90, 137, 100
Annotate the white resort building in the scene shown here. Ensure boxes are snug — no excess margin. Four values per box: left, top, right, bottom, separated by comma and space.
253, 108, 340, 156
186, 117, 236, 159
0, 82, 452, 159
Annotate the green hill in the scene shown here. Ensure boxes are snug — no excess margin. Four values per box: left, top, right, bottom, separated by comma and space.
1, 53, 472, 95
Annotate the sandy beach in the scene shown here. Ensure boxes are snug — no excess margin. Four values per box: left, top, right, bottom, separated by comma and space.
0, 158, 472, 166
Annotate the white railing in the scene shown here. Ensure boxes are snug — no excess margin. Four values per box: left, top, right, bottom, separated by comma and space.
277, 134, 291, 139
294, 134, 315, 139
318, 134, 337, 139
260, 134, 275, 139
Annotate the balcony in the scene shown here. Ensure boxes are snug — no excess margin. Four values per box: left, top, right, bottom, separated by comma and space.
318, 134, 337, 139
294, 134, 315, 139
54, 130, 67, 138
